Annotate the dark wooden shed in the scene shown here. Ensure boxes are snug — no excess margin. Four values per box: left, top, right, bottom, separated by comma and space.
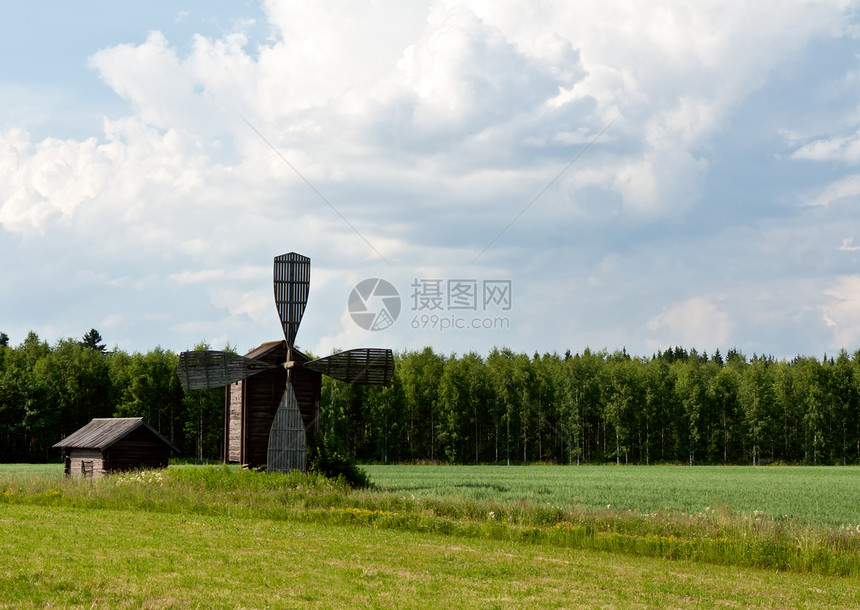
54, 417, 180, 479
225, 341, 321, 468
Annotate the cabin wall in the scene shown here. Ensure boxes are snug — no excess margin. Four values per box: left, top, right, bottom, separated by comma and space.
68, 449, 105, 479
226, 381, 243, 462
104, 427, 172, 471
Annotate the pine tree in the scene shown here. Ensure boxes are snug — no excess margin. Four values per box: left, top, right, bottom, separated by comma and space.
80, 329, 107, 354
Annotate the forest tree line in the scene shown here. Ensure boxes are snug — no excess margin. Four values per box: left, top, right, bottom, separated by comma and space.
322, 345, 860, 466
0, 331, 224, 463
2, 330, 859, 465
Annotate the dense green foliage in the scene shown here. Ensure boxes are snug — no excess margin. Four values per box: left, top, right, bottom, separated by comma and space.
326, 346, 860, 466
306, 433, 372, 488
3, 330, 860, 465
0, 331, 223, 462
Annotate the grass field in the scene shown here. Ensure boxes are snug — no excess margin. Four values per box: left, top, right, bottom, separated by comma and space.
362, 464, 860, 528
0, 464, 858, 608
2, 503, 859, 608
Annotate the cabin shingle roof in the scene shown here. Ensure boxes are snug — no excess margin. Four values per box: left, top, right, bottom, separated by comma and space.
53, 418, 179, 453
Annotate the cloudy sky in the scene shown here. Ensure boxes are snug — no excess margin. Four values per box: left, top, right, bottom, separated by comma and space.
3, 1, 860, 359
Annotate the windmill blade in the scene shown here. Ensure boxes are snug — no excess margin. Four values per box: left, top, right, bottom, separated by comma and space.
274, 252, 310, 346
305, 348, 395, 386
267, 383, 307, 472
177, 350, 272, 390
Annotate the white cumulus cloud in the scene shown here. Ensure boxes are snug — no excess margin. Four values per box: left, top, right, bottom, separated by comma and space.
647, 297, 732, 352
3, 0, 860, 355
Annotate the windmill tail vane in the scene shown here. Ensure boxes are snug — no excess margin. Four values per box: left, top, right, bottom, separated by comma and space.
177, 252, 395, 472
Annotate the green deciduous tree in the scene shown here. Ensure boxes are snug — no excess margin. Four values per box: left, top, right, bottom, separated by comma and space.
399, 348, 445, 460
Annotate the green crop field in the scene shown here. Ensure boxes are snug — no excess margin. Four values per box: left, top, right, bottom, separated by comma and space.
0, 464, 859, 608
363, 464, 860, 528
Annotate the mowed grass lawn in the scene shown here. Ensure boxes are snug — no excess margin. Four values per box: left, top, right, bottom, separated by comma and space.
1, 503, 858, 608
0, 464, 859, 608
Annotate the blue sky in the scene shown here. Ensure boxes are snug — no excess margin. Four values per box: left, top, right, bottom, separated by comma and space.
3, 1, 860, 359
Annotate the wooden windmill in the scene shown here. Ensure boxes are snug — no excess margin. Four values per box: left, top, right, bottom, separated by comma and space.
177, 252, 394, 472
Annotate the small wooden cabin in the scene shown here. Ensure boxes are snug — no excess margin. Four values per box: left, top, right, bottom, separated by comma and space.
54, 417, 180, 479
225, 341, 321, 468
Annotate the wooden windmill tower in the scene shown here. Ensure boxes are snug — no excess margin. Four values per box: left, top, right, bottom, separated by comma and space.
177, 252, 394, 472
